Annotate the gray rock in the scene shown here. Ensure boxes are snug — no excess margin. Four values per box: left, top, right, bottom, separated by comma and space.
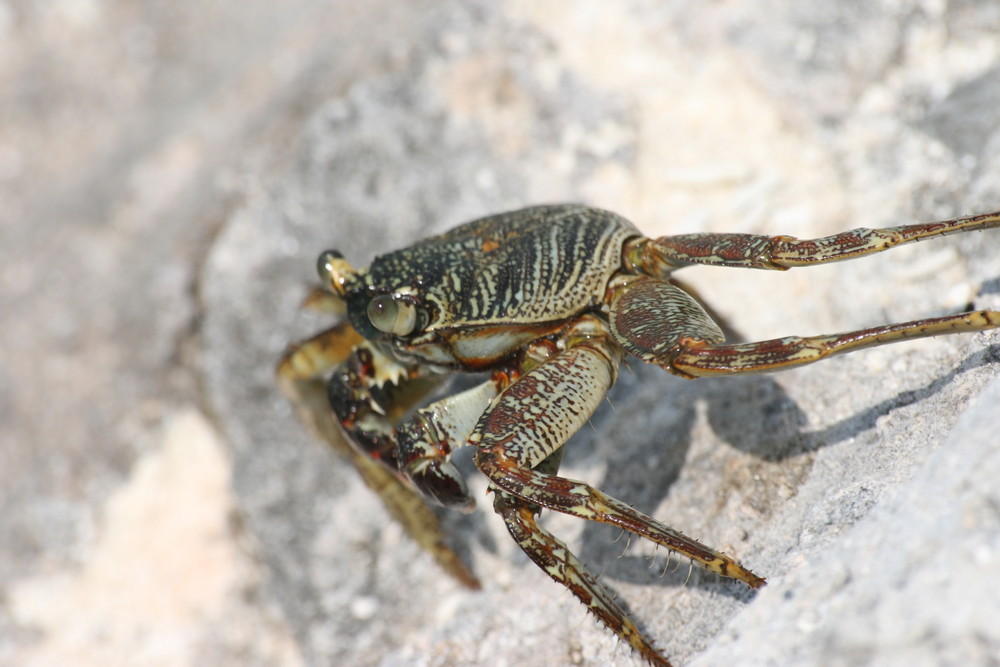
5, 1, 999, 666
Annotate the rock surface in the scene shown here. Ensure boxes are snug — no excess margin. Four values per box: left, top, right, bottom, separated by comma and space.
4, 2, 999, 665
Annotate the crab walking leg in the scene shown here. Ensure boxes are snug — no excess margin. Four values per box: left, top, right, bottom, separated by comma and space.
300, 285, 348, 316
494, 446, 673, 663
626, 209, 1000, 273
277, 324, 480, 589
276, 322, 364, 452
493, 493, 673, 667
607, 277, 726, 366
473, 318, 764, 590
666, 310, 1000, 377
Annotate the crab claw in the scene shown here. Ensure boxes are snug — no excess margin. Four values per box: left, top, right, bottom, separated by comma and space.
398, 416, 476, 512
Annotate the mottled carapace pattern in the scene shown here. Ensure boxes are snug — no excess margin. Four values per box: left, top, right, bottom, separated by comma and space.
355, 205, 639, 331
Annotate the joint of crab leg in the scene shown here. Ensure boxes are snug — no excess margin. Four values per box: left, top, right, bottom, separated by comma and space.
623, 235, 792, 275
586, 489, 765, 588
396, 376, 504, 511
482, 452, 765, 589
494, 492, 672, 667
626, 209, 1000, 273
668, 311, 1000, 377
607, 277, 725, 368
471, 333, 764, 590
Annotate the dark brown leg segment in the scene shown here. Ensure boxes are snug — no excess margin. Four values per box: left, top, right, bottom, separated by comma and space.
276, 322, 364, 457
494, 492, 673, 666
666, 310, 1000, 378
627, 209, 1000, 274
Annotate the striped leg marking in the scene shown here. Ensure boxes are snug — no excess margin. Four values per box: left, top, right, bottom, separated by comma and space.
668, 310, 1000, 378
471, 318, 763, 662
628, 209, 1000, 273
495, 492, 672, 666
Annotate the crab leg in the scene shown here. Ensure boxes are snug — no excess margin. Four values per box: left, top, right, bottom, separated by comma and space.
472, 333, 763, 583
490, 448, 666, 660
607, 275, 1000, 377
276, 322, 364, 451
472, 317, 763, 661
277, 323, 480, 589
668, 310, 1000, 377
395, 344, 568, 511
607, 277, 726, 366
494, 492, 674, 667
300, 284, 348, 316
627, 209, 1000, 274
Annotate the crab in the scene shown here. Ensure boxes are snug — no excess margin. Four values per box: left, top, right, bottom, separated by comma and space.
277, 204, 1000, 665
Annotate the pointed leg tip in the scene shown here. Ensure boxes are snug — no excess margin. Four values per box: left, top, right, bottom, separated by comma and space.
437, 552, 481, 590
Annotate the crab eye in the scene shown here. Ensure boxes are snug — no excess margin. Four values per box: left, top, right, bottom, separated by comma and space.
367, 295, 419, 336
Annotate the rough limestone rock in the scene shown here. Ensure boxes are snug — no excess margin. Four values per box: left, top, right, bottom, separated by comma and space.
5, 2, 998, 665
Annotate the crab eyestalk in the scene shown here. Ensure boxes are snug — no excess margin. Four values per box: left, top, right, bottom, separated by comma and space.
317, 249, 356, 297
